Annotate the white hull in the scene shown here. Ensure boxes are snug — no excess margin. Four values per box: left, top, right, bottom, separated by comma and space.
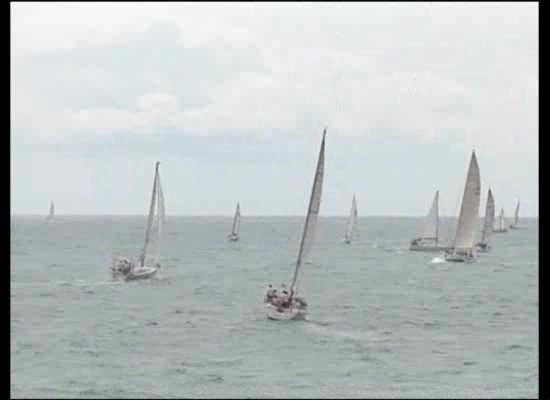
265, 302, 307, 321
227, 233, 239, 241
410, 243, 450, 252
125, 267, 158, 281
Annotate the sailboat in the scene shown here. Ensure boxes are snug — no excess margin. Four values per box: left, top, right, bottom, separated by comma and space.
409, 191, 449, 252
227, 202, 241, 241
475, 188, 495, 252
264, 129, 326, 321
342, 195, 358, 244
493, 208, 508, 233
46, 201, 55, 221
510, 199, 520, 229
112, 162, 165, 280
444, 151, 481, 263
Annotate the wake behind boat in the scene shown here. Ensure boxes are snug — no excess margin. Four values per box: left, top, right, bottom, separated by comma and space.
264, 128, 326, 321
409, 191, 449, 252
444, 150, 481, 263
112, 161, 165, 281
475, 188, 495, 252
227, 202, 241, 241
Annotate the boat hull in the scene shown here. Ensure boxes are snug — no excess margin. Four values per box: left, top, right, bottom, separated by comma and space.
410, 243, 451, 252
444, 252, 476, 263
265, 303, 306, 321
492, 229, 508, 233
475, 242, 491, 252
125, 267, 158, 281
227, 233, 239, 241
342, 238, 351, 244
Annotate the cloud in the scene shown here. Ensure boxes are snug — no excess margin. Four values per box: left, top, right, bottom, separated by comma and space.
11, 3, 538, 215
11, 2, 538, 149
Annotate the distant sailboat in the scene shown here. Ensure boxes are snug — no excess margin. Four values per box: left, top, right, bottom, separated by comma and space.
46, 201, 55, 221
444, 151, 481, 263
493, 208, 508, 233
112, 162, 165, 280
227, 203, 241, 241
342, 195, 358, 244
510, 199, 520, 229
476, 188, 495, 252
409, 191, 449, 252
264, 128, 326, 321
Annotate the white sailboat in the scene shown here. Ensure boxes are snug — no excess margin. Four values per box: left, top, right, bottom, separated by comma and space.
264, 129, 326, 321
475, 188, 495, 252
112, 162, 165, 280
342, 195, 358, 244
46, 201, 55, 221
227, 202, 241, 241
409, 191, 449, 252
510, 199, 520, 229
493, 207, 508, 233
444, 151, 481, 263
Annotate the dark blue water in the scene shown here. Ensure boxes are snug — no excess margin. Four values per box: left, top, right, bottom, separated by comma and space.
10, 216, 538, 398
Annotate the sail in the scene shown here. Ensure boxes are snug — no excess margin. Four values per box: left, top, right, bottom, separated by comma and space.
452, 151, 481, 251
290, 129, 326, 295
480, 189, 495, 243
153, 173, 165, 265
231, 203, 241, 235
418, 191, 439, 240
495, 208, 506, 231
513, 200, 520, 225
47, 201, 55, 220
140, 162, 160, 267
344, 195, 357, 241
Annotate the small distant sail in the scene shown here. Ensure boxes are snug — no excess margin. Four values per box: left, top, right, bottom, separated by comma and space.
231, 203, 241, 236
47, 201, 55, 221
494, 208, 507, 232
512, 199, 520, 227
344, 195, 358, 242
479, 189, 495, 244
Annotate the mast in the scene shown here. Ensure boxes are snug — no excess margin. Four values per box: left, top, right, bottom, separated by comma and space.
290, 128, 326, 297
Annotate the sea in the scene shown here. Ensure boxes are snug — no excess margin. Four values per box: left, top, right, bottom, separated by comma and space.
10, 216, 538, 398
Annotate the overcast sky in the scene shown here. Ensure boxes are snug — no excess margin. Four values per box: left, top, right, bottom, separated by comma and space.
11, 2, 538, 216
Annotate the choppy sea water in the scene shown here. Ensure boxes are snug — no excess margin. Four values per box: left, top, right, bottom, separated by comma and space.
11, 216, 538, 398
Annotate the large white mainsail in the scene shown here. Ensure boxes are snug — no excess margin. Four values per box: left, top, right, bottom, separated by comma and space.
231, 203, 241, 236
290, 128, 326, 297
139, 162, 160, 267
47, 201, 55, 221
450, 151, 481, 253
344, 195, 358, 242
480, 188, 495, 244
419, 191, 439, 240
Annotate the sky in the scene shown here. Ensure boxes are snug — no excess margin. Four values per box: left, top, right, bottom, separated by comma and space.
11, 2, 538, 216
